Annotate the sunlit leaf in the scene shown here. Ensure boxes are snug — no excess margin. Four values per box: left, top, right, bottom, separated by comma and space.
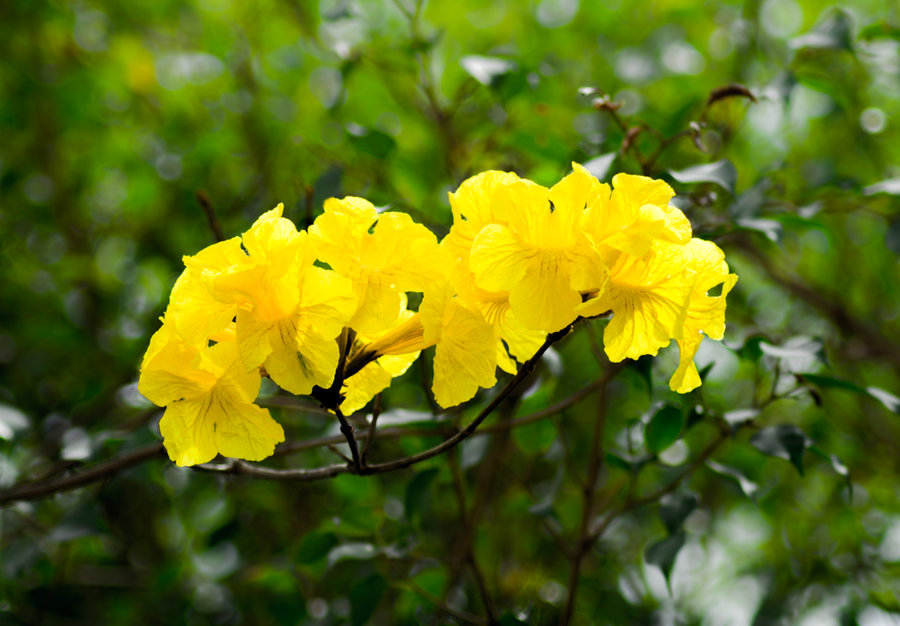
327, 542, 378, 568
669, 159, 737, 194
790, 9, 854, 52
736, 218, 782, 243
461, 55, 517, 86
706, 460, 759, 499
582, 152, 617, 182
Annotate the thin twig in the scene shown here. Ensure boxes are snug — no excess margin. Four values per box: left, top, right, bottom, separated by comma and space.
195, 190, 225, 243
0, 328, 574, 505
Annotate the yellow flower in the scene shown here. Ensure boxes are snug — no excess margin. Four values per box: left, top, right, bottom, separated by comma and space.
469, 167, 608, 332
138, 324, 284, 467
339, 308, 421, 414
580, 169, 692, 263
420, 284, 498, 408
165, 237, 248, 345
309, 196, 450, 335
210, 205, 358, 395
444, 170, 521, 263
578, 242, 694, 362
667, 239, 738, 393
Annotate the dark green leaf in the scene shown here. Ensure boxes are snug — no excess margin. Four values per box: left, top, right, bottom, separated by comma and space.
790, 9, 854, 52
751, 425, 810, 475
405, 468, 440, 522
296, 531, 340, 565
659, 492, 698, 534
706, 460, 759, 500
349, 574, 387, 626
885, 218, 900, 255
645, 531, 686, 587
498, 614, 530, 626
645, 405, 684, 454
800, 373, 900, 414
669, 159, 737, 194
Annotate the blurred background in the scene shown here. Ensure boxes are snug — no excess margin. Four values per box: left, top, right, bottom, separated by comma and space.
2, 0, 900, 624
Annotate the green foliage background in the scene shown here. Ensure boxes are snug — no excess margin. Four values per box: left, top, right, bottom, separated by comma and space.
2, 0, 900, 623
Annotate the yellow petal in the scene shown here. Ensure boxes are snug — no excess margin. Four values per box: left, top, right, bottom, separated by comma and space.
213, 400, 285, 462
432, 300, 497, 408
159, 399, 220, 467
446, 170, 521, 261
579, 247, 693, 361
340, 351, 419, 414
509, 252, 582, 332
138, 325, 214, 406
265, 320, 339, 395
470, 224, 531, 292
298, 266, 358, 339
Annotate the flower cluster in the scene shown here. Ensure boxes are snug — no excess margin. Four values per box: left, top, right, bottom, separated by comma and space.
139, 165, 736, 466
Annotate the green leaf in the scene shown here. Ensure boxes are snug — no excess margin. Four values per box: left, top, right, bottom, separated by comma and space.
460, 55, 517, 86
645, 405, 684, 454
790, 9, 854, 52
736, 217, 782, 243
645, 531, 685, 587
327, 542, 378, 568
405, 468, 440, 522
582, 152, 617, 181
296, 531, 340, 564
863, 178, 900, 195
706, 460, 759, 500
659, 492, 698, 534
751, 425, 810, 475
669, 159, 737, 194
759, 337, 826, 372
349, 573, 387, 626
799, 373, 900, 414
859, 21, 900, 42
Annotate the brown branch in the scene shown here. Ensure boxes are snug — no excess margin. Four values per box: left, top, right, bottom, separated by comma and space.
0, 443, 166, 506
0, 328, 573, 505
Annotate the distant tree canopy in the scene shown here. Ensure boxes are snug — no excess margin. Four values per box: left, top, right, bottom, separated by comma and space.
1, 1, 900, 624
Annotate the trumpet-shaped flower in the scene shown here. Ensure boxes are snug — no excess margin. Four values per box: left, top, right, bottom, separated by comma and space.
469, 168, 608, 332
310, 196, 450, 335
577, 242, 694, 362
138, 324, 284, 466
211, 205, 358, 395
581, 169, 692, 261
